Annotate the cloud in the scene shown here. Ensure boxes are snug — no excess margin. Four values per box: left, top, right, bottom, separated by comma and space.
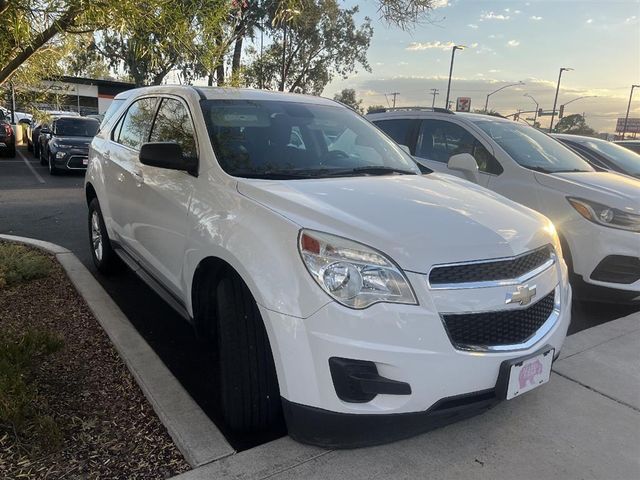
488, 33, 504, 39
480, 11, 510, 21
625, 15, 638, 24
530, 16, 543, 21
586, 18, 593, 24
489, 69, 501, 73
406, 41, 456, 51
467, 23, 479, 29
514, 10, 521, 14
432, 0, 450, 7
507, 40, 520, 47
470, 42, 479, 48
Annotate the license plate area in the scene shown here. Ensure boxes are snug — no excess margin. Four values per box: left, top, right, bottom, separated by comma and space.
496, 346, 554, 400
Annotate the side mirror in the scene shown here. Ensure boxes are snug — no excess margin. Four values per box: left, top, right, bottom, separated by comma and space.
140, 142, 198, 175
398, 144, 411, 155
448, 153, 479, 183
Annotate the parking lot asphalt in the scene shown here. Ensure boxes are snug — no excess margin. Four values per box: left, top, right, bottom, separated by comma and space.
1, 146, 638, 451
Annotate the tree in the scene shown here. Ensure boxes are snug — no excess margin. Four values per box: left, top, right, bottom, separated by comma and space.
0, 0, 143, 85
333, 89, 363, 113
554, 114, 596, 136
366, 104, 386, 113
244, 0, 373, 95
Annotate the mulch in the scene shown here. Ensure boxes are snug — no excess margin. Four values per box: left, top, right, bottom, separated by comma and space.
0, 251, 190, 479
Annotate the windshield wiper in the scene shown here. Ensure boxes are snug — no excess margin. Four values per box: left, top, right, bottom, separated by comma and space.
324, 166, 417, 177
235, 170, 315, 180
552, 169, 590, 173
525, 165, 553, 174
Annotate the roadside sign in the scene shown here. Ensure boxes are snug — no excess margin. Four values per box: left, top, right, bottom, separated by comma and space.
616, 118, 640, 133
456, 97, 471, 112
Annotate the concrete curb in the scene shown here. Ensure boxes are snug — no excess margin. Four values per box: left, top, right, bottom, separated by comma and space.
0, 234, 235, 468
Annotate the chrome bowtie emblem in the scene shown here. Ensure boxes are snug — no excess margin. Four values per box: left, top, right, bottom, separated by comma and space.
505, 284, 537, 306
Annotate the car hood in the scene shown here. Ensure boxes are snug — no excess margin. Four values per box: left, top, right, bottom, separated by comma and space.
535, 171, 640, 214
52, 136, 92, 148
237, 173, 551, 273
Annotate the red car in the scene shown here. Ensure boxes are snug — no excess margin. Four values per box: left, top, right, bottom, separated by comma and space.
0, 111, 16, 158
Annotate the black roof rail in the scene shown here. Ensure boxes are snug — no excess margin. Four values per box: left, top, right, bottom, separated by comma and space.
367, 106, 455, 115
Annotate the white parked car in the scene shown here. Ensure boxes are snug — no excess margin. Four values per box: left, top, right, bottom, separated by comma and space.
85, 87, 570, 447
368, 108, 640, 304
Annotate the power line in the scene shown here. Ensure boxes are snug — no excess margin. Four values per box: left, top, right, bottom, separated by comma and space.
387, 92, 400, 107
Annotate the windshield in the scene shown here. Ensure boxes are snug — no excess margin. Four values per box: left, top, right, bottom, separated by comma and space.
580, 138, 640, 176
55, 118, 99, 137
200, 99, 420, 179
475, 120, 594, 173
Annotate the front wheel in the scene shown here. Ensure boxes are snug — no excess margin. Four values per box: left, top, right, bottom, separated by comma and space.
214, 273, 283, 433
88, 198, 122, 274
48, 153, 59, 175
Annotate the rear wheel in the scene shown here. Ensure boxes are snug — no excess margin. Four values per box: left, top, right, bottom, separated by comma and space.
48, 153, 59, 175
213, 273, 283, 432
88, 198, 122, 274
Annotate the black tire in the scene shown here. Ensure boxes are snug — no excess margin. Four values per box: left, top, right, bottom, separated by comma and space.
48, 152, 59, 175
27, 140, 32, 152
40, 150, 47, 166
7, 145, 16, 158
88, 198, 122, 274
214, 273, 283, 432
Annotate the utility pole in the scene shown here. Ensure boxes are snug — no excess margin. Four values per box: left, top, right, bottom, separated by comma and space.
388, 92, 400, 108
445, 45, 465, 109
430, 88, 439, 108
622, 84, 640, 139
549, 67, 573, 133
9, 81, 15, 124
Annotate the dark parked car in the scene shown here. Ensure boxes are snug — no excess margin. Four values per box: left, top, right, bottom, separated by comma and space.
0, 110, 16, 158
553, 133, 640, 179
40, 116, 100, 175
614, 140, 640, 154
28, 110, 79, 156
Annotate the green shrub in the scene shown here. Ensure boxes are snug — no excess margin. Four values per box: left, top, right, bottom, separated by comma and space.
0, 242, 52, 289
0, 329, 64, 452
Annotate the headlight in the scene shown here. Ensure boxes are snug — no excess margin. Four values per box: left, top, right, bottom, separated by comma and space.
55, 151, 66, 159
568, 197, 640, 232
298, 230, 417, 309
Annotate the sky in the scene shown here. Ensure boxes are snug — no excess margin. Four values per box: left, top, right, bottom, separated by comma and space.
323, 0, 640, 132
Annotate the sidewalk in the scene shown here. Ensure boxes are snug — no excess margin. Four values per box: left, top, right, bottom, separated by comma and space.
174, 311, 640, 480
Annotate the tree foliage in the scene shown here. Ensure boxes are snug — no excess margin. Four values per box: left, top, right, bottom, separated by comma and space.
333, 88, 363, 113
244, 0, 373, 95
554, 114, 596, 136
366, 104, 386, 114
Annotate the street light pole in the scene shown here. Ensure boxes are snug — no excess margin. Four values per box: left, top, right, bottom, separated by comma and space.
524, 93, 539, 123
445, 45, 464, 109
549, 67, 573, 132
622, 85, 640, 139
484, 81, 525, 112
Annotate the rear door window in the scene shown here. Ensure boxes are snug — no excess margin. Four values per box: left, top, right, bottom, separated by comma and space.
374, 119, 418, 151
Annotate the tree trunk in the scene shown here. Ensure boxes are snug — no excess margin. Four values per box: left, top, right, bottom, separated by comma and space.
216, 62, 225, 86
231, 36, 243, 77
0, 9, 78, 85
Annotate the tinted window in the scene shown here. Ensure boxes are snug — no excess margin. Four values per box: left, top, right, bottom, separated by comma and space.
200, 100, 420, 179
475, 121, 594, 173
101, 98, 126, 129
577, 138, 640, 176
416, 119, 503, 174
149, 98, 197, 158
54, 118, 99, 137
374, 119, 415, 147
117, 97, 158, 150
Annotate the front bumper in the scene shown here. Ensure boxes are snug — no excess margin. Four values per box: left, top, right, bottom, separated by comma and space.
52, 149, 89, 170
262, 270, 571, 446
562, 215, 640, 295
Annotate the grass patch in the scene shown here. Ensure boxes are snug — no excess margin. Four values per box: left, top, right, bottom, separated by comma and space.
0, 329, 64, 453
0, 242, 52, 289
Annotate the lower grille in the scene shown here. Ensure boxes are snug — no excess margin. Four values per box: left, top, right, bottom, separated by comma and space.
591, 255, 640, 284
442, 291, 556, 349
67, 155, 88, 169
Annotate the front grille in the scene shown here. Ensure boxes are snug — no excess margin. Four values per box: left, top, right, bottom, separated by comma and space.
430, 245, 552, 286
442, 290, 555, 349
67, 155, 88, 169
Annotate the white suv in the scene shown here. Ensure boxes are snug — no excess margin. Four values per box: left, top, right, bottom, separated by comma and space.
85, 87, 570, 447
368, 108, 640, 304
